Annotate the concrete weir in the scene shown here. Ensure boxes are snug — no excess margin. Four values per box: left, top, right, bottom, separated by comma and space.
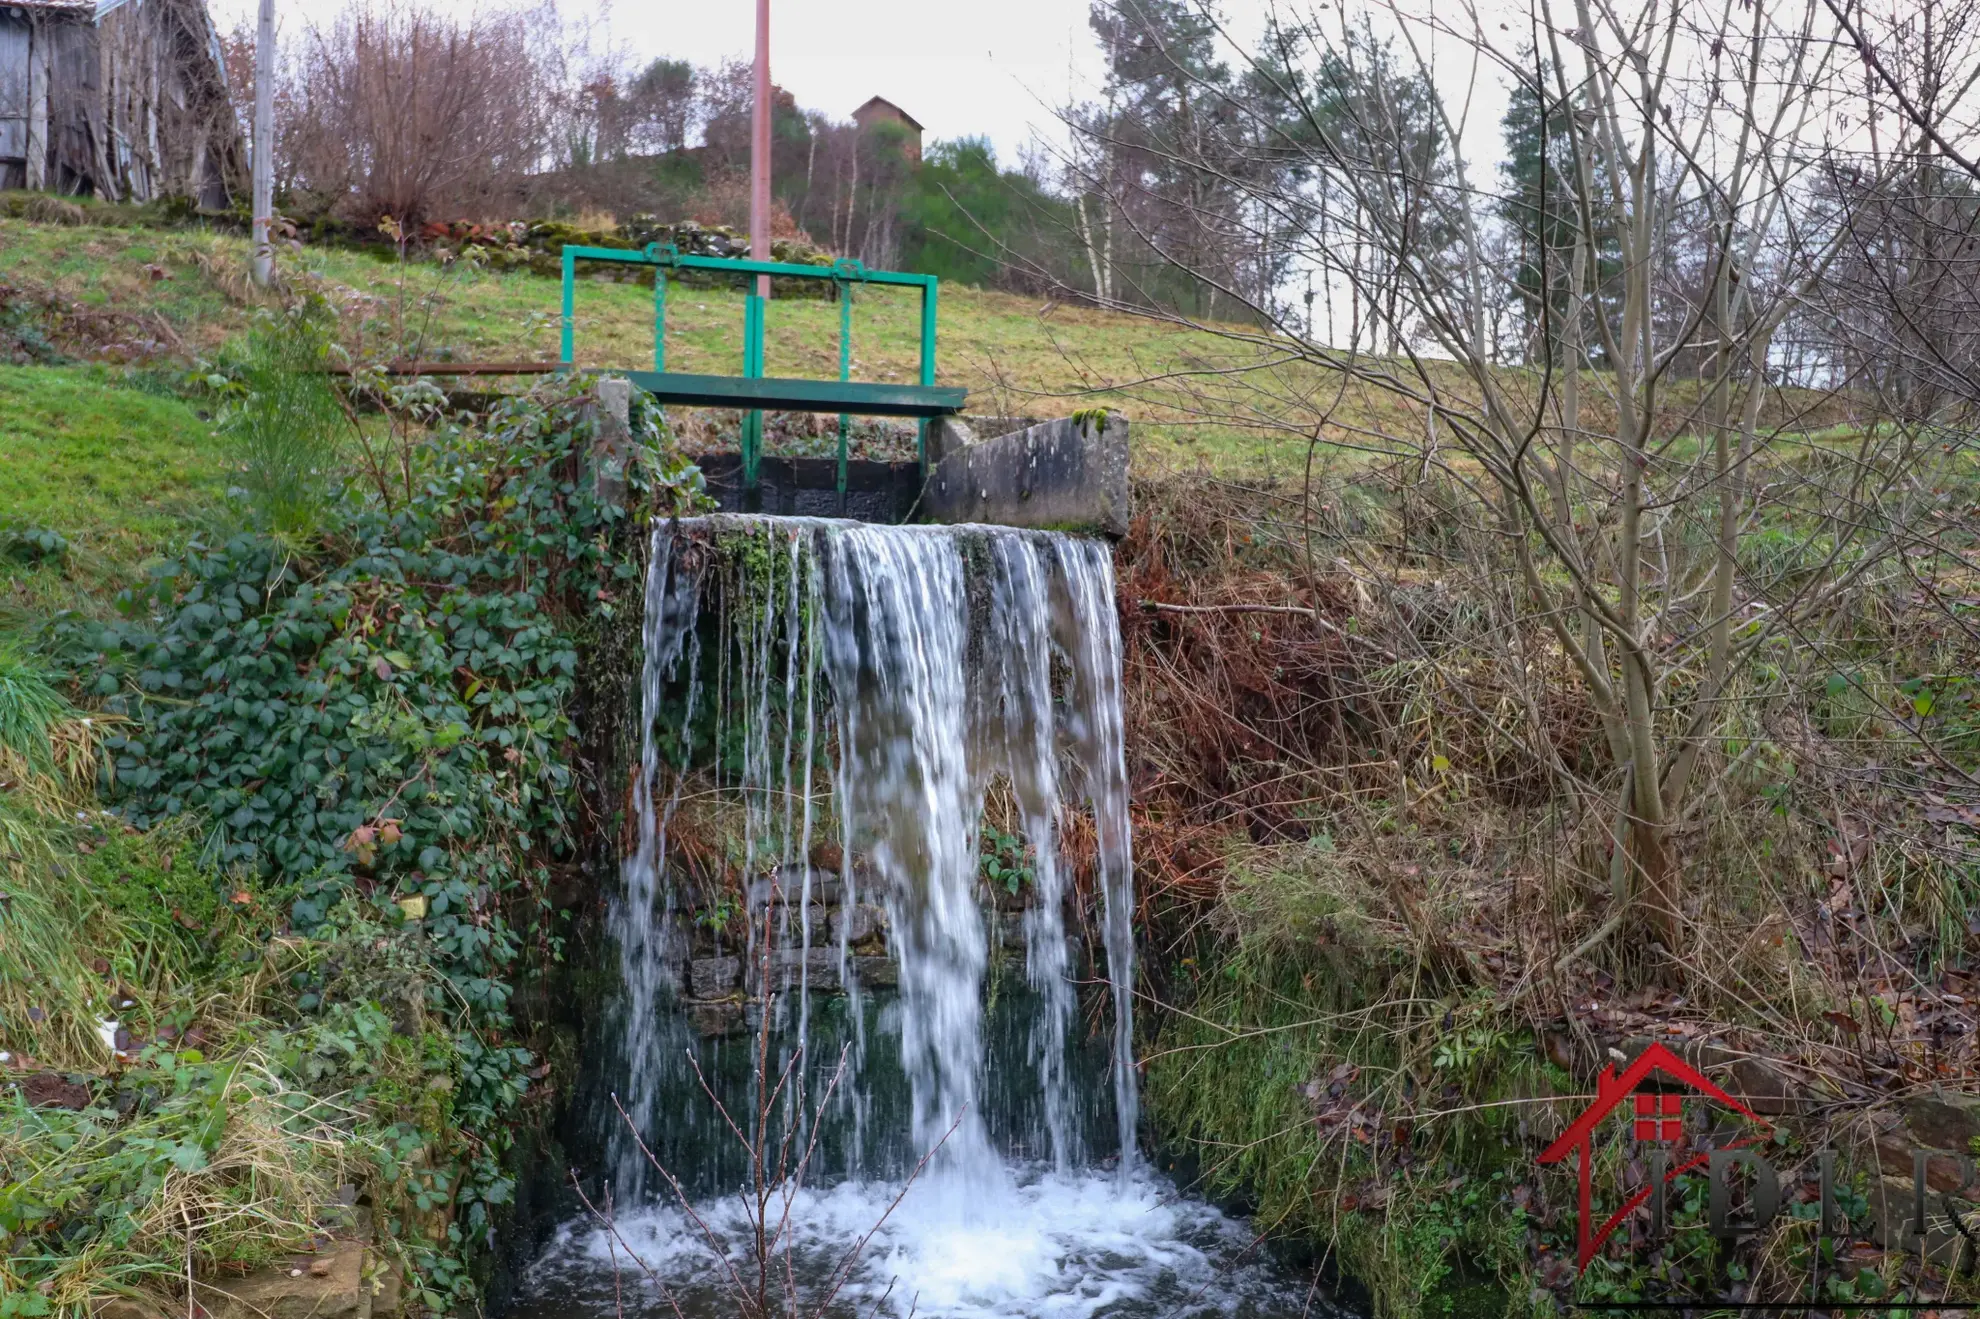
593, 384, 1132, 535
922, 412, 1132, 539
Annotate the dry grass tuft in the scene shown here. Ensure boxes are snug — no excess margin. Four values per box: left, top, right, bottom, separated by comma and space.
17, 194, 87, 226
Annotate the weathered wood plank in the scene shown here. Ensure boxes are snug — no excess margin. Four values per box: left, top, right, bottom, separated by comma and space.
0, 17, 30, 185
626, 372, 970, 419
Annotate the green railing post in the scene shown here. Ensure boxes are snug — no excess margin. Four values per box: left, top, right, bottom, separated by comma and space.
837, 279, 853, 504
559, 247, 576, 366
742, 288, 766, 491
917, 277, 939, 471
645, 241, 681, 374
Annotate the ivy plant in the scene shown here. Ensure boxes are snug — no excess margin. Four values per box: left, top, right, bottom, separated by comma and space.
56, 378, 704, 1308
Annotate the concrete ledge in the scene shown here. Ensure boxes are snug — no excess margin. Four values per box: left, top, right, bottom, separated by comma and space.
921, 411, 1130, 537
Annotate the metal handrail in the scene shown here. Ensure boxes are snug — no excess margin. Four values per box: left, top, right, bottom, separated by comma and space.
558, 244, 942, 493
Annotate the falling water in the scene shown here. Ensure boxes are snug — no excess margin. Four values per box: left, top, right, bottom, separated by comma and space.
605, 531, 704, 1204
526, 515, 1324, 1319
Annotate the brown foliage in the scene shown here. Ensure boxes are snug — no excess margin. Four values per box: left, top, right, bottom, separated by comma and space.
1121, 461, 1980, 1098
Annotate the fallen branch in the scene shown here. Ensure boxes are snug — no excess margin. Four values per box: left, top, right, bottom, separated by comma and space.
1139, 601, 1314, 617
1134, 599, 1397, 660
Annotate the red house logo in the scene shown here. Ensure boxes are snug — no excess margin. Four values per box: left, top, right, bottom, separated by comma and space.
1537, 1041, 1771, 1269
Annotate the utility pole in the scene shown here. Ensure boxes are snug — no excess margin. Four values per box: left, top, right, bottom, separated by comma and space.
741, 0, 770, 494
749, 0, 771, 297
249, 0, 275, 287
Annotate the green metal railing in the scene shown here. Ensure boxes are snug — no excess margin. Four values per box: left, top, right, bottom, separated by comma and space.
558, 244, 947, 495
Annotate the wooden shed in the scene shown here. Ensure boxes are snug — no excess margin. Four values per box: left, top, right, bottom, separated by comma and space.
0, 0, 245, 206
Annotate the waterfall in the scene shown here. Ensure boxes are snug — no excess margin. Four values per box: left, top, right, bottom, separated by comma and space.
533, 515, 1321, 1318
607, 531, 705, 1203
607, 515, 1138, 1195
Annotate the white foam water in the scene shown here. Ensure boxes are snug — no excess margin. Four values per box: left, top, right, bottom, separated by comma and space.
518, 1166, 1328, 1319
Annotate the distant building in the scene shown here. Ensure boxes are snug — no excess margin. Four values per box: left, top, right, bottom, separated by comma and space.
0, 0, 246, 206
851, 95, 922, 163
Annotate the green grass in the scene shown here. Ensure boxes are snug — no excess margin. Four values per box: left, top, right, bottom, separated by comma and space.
0, 214, 1873, 521
0, 364, 233, 612
0, 217, 1441, 471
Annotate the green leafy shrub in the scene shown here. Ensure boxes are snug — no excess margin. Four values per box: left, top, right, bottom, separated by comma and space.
980, 824, 1034, 896
44, 378, 705, 1310
0, 521, 70, 565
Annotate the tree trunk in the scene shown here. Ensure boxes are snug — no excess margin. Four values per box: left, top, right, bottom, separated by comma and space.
1627, 815, 1682, 957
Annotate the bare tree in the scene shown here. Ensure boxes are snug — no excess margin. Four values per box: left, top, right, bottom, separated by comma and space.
1063, 0, 1956, 969
278, 0, 559, 224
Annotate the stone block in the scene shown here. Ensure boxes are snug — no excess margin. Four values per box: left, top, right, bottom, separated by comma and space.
831, 903, 887, 946
1906, 1093, 1980, 1153
852, 955, 898, 988
770, 947, 844, 992
368, 1260, 403, 1318
922, 411, 1130, 538
1618, 1036, 1808, 1115
1725, 1057, 1800, 1116
1864, 1174, 1972, 1265
200, 1239, 369, 1319
687, 1000, 745, 1037
690, 956, 740, 999
749, 864, 844, 909
1874, 1129, 1979, 1194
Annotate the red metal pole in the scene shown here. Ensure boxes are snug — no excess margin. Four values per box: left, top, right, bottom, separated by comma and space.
750, 0, 771, 299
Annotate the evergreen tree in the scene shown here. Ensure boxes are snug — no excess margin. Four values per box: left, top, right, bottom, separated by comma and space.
1497, 57, 1619, 364
899, 138, 1076, 292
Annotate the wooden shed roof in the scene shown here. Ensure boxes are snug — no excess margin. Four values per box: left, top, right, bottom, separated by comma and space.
852, 96, 924, 132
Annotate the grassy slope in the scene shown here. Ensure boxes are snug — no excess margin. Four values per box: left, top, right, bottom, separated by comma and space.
1, 217, 1858, 476
0, 364, 232, 613
0, 366, 227, 544
0, 217, 1442, 472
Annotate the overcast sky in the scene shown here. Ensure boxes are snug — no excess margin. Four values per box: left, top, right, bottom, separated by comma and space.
628, 0, 1112, 167
202, 0, 1516, 220
203, 0, 1119, 168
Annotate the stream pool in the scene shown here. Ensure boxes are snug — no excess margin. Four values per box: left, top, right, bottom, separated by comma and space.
513, 1164, 1338, 1319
